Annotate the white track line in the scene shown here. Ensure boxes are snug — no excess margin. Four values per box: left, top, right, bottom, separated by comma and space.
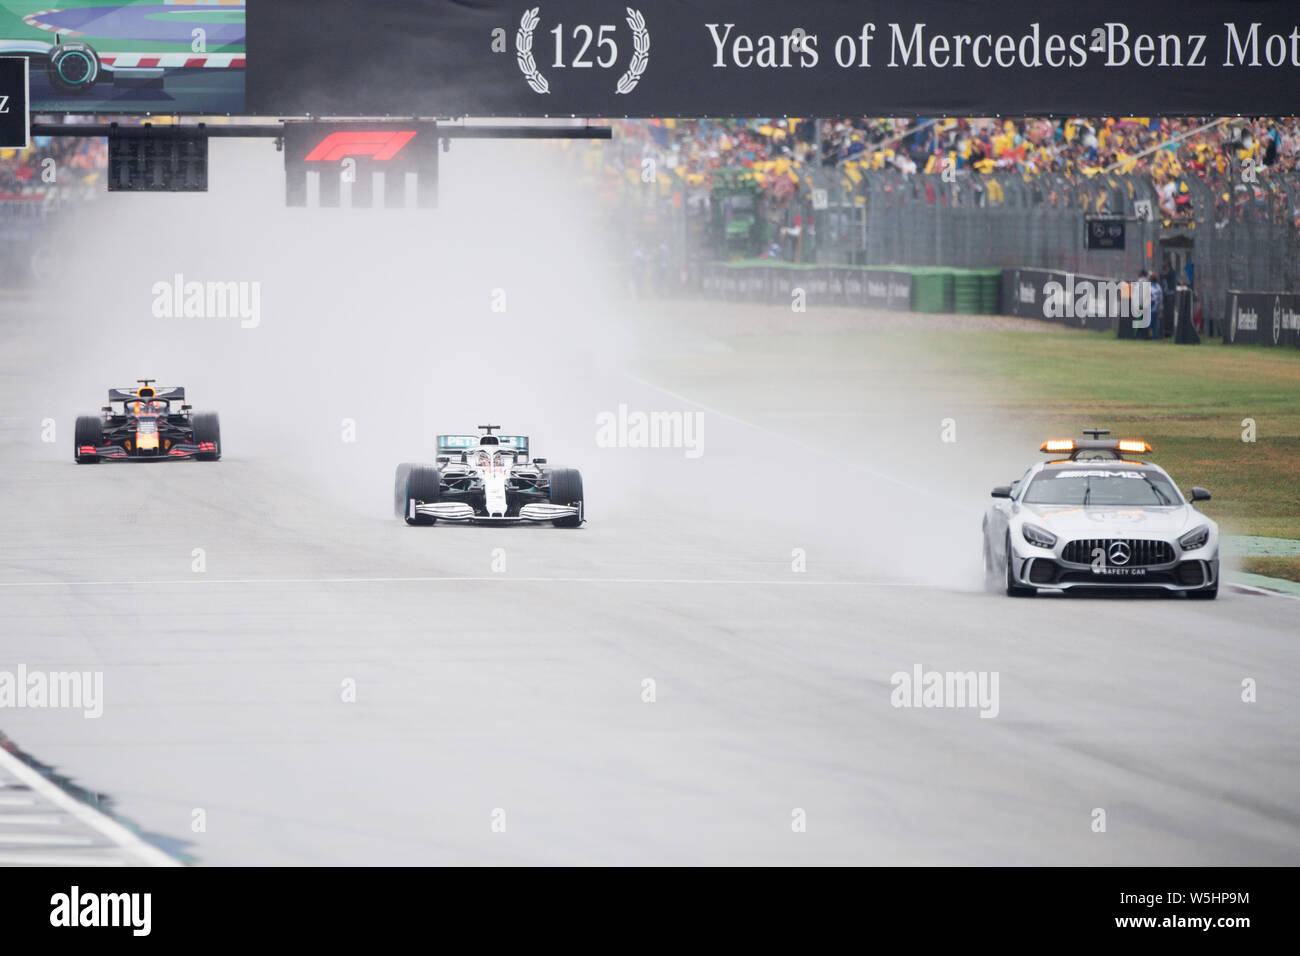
2, 575, 1288, 597
0, 576, 937, 588
0, 748, 179, 866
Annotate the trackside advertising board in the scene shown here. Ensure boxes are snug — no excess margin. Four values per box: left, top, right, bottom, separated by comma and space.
1002, 268, 1155, 332
1224, 291, 1300, 347
700, 263, 914, 310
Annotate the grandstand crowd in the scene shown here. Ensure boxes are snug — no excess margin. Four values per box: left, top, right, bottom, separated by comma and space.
4, 114, 1295, 214
0, 119, 105, 198
611, 116, 1300, 223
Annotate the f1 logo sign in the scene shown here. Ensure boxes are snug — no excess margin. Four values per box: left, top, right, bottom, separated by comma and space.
303, 130, 416, 162
284, 121, 437, 208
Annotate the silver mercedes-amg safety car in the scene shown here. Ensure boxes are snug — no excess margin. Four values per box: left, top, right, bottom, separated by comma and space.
983, 429, 1218, 598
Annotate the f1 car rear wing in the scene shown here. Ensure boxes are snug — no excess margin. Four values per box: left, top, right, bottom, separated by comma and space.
438, 434, 529, 459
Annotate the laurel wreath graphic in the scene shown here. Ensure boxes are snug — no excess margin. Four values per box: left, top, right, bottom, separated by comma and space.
616, 8, 650, 95
515, 7, 649, 96
516, 7, 549, 94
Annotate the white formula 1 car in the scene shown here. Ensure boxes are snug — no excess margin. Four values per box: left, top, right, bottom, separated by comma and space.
983, 429, 1219, 598
394, 426, 584, 527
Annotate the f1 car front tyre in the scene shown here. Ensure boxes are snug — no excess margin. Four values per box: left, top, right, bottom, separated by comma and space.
548, 468, 584, 528
393, 463, 419, 519
74, 415, 102, 463
403, 466, 441, 526
193, 412, 221, 460
1005, 534, 1034, 597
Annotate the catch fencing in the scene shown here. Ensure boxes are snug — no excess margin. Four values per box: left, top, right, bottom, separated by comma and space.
600, 139, 1300, 331
808, 170, 1158, 278
1180, 168, 1300, 326
791, 164, 1299, 332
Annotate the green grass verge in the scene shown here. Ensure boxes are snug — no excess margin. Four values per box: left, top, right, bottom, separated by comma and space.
1238, 556, 1300, 583
908, 327, 1300, 540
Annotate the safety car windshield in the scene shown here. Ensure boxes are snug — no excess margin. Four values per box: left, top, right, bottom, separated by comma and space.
1022, 468, 1181, 506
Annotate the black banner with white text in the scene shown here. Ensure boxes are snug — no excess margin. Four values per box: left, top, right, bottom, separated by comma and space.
0, 866, 1284, 943
1223, 290, 1300, 347
247, 0, 1300, 117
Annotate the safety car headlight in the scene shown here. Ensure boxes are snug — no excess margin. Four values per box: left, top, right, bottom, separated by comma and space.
1178, 526, 1210, 551
1022, 523, 1057, 549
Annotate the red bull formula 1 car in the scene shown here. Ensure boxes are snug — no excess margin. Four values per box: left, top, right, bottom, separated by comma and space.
74, 380, 221, 463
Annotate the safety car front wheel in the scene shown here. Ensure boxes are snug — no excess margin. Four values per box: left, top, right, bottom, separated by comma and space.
1005, 533, 1034, 597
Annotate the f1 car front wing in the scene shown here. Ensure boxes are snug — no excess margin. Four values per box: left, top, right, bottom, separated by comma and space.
79, 441, 216, 461
410, 500, 583, 525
